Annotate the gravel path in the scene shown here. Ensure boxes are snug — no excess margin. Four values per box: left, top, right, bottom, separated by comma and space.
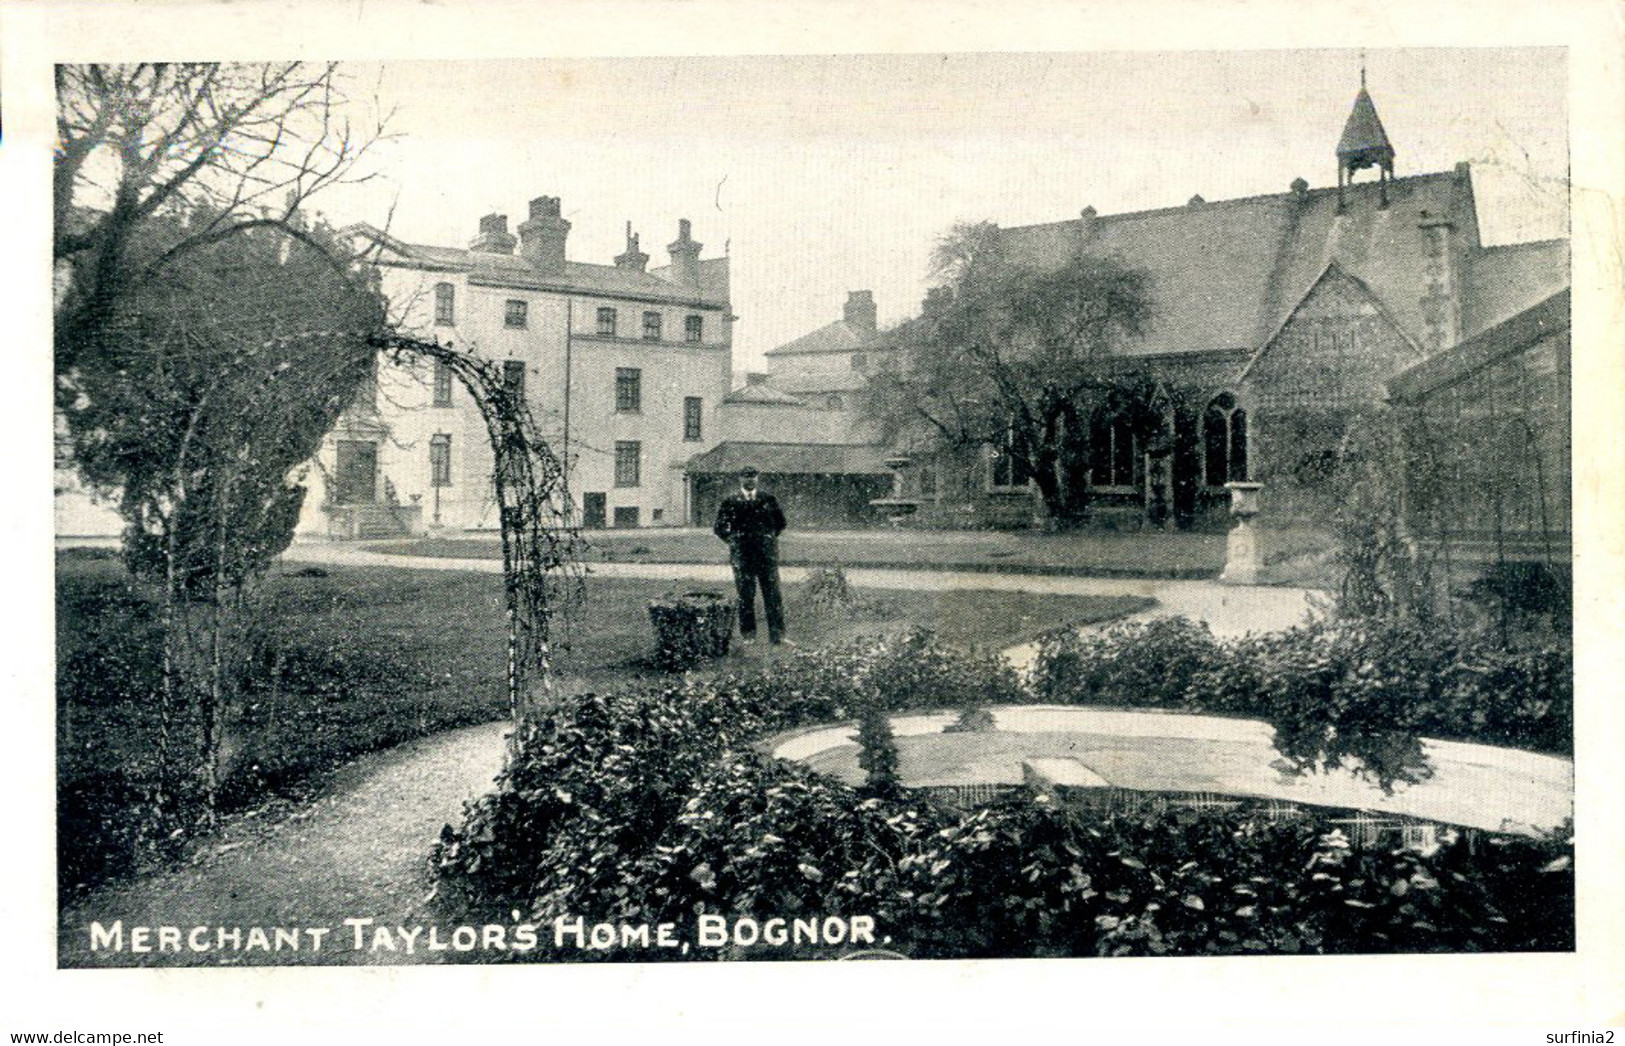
58, 721, 510, 967
281, 541, 1322, 674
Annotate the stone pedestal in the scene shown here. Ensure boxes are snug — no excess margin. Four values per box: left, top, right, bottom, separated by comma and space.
883, 454, 911, 498
872, 454, 919, 525
1219, 482, 1264, 585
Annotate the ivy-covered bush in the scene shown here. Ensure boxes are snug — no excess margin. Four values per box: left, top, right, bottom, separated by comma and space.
1031, 616, 1572, 789
431, 630, 1573, 959
643, 758, 1572, 958
647, 591, 735, 671
1028, 616, 1223, 709
431, 630, 1020, 914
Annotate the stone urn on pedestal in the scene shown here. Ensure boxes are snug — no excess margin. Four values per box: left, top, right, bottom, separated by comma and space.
869, 454, 920, 525
1219, 481, 1264, 585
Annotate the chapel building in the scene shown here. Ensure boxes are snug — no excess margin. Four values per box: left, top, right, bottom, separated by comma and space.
734, 81, 1568, 549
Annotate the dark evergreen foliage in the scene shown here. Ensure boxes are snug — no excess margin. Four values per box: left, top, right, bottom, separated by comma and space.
1031, 616, 1573, 789
855, 697, 902, 798
431, 630, 1571, 959
60, 211, 383, 594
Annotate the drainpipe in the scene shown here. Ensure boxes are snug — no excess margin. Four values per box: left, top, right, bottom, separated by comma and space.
564, 297, 573, 480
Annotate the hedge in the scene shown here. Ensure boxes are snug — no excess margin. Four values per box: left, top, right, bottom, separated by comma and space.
1030, 616, 1572, 790
431, 629, 1573, 959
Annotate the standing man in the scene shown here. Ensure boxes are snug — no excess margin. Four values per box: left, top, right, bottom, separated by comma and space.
713, 465, 788, 645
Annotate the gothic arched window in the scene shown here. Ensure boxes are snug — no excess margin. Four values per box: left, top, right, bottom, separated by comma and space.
1090, 411, 1137, 488
1203, 393, 1249, 486
988, 425, 1033, 490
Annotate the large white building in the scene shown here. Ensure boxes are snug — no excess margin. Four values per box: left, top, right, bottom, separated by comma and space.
297, 197, 732, 536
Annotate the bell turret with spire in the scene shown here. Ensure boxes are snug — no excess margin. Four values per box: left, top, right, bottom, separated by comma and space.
1336, 64, 1396, 210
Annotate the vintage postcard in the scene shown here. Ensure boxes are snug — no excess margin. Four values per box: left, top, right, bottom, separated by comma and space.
9, 0, 1624, 1038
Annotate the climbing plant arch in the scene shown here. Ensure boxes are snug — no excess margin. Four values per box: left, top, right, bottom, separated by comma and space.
373, 334, 584, 737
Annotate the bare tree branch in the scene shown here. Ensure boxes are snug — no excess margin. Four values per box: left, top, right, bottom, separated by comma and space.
54, 61, 396, 375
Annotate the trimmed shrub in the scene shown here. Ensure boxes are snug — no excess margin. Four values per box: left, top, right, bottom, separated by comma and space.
708, 630, 1027, 732
801, 566, 886, 620
430, 629, 1573, 959
1031, 616, 1571, 789
1031, 616, 1223, 710
855, 696, 901, 798
943, 706, 996, 733
1466, 561, 1571, 619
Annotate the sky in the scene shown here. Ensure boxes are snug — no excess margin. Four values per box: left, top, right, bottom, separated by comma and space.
279, 48, 1568, 372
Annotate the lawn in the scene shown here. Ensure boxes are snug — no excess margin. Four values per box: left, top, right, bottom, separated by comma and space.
373, 525, 1334, 581
56, 550, 1151, 893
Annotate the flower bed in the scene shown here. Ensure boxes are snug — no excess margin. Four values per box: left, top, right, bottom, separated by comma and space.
430, 629, 1573, 959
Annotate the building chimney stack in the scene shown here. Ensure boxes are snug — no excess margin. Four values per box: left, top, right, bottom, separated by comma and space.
1077, 206, 1099, 251
666, 218, 703, 287
615, 221, 650, 272
518, 195, 570, 272
471, 213, 517, 254
1417, 210, 1463, 352
844, 290, 877, 333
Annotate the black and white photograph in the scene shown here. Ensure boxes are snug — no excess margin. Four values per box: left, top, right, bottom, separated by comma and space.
9, 0, 1625, 1039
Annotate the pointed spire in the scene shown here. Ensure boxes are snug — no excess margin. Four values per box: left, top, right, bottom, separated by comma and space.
1337, 87, 1395, 170
1336, 62, 1395, 209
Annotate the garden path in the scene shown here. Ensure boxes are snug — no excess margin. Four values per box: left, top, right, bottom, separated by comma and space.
59, 720, 509, 967
58, 543, 1320, 966
278, 541, 1323, 656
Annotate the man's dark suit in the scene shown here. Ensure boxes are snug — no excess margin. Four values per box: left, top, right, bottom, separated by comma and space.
713, 490, 787, 643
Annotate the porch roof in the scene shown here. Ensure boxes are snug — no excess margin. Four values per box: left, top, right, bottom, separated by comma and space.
686, 440, 892, 476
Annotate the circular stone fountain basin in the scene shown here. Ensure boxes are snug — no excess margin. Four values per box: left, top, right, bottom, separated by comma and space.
765, 705, 1572, 837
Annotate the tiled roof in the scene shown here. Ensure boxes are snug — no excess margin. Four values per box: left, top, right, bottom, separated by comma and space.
764, 319, 871, 357
770, 372, 870, 394
722, 384, 807, 406
348, 223, 729, 307
999, 167, 1564, 359
1464, 239, 1570, 336
686, 440, 891, 476
1388, 289, 1569, 401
